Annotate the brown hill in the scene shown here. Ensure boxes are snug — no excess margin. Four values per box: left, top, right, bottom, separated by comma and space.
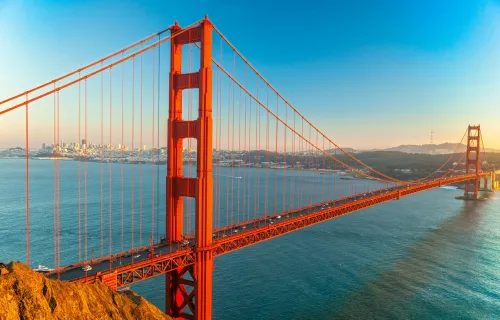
0, 262, 170, 320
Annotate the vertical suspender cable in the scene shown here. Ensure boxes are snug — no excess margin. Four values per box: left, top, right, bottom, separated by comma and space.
291, 111, 295, 211
152, 44, 156, 244
78, 75, 81, 263
274, 94, 278, 215
25, 94, 30, 267
283, 103, 287, 213
156, 35, 160, 242
322, 137, 325, 202
214, 70, 219, 234
121, 56, 125, 255
53, 85, 56, 270
255, 79, 260, 223
57, 90, 61, 275
244, 66, 249, 222
226, 80, 230, 228
265, 86, 269, 217
247, 93, 251, 222
140, 54, 143, 247
84, 80, 88, 263
231, 71, 235, 227
334, 148, 337, 199
100, 63, 104, 257
131, 58, 135, 253
237, 87, 241, 225
109, 68, 113, 259
231, 51, 235, 227
301, 119, 305, 207
213, 68, 218, 232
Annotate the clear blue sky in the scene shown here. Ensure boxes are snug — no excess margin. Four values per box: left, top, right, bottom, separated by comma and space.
1, 0, 499, 149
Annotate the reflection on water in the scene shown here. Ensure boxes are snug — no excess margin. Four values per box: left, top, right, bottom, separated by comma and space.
333, 198, 500, 320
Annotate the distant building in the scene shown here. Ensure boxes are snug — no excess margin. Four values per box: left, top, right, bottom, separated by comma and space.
42, 143, 46, 150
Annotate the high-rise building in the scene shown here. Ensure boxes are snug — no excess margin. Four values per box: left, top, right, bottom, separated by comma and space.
143, 145, 147, 151
41, 143, 46, 150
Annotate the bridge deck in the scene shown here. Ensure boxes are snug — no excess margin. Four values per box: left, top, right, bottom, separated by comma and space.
49, 173, 485, 287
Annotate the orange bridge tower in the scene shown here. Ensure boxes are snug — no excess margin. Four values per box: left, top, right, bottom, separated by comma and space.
166, 17, 214, 320
463, 125, 481, 199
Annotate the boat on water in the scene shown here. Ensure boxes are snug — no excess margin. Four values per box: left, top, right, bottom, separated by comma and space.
440, 186, 458, 190
82, 265, 92, 272
340, 176, 357, 180
34, 265, 54, 273
117, 286, 130, 292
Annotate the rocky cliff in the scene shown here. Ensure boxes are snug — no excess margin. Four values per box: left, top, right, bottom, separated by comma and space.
0, 262, 170, 320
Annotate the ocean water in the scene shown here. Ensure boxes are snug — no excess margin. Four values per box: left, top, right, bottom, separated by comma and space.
1, 159, 499, 319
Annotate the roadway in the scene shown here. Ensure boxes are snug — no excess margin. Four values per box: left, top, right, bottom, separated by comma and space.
50, 173, 489, 284
48, 181, 413, 282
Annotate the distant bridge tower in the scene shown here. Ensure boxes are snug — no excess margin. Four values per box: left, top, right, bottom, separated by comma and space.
166, 17, 214, 320
463, 125, 481, 199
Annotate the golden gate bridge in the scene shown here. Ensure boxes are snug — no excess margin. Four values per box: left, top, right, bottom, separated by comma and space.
0, 16, 498, 320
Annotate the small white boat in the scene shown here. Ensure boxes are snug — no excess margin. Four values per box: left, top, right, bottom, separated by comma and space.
82, 265, 92, 272
34, 265, 54, 273
117, 286, 130, 292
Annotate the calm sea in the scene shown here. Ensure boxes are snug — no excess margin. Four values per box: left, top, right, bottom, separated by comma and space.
0, 159, 499, 319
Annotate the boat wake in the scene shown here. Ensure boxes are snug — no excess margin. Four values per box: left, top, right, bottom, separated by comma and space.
440, 186, 458, 190
215, 174, 242, 179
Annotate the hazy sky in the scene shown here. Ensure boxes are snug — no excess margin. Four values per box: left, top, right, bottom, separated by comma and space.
1, 0, 499, 149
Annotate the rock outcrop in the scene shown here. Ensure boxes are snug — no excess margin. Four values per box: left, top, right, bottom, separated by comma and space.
0, 262, 170, 320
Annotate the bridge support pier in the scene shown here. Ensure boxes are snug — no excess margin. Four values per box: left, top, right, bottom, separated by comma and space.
166, 266, 196, 319
166, 17, 214, 320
